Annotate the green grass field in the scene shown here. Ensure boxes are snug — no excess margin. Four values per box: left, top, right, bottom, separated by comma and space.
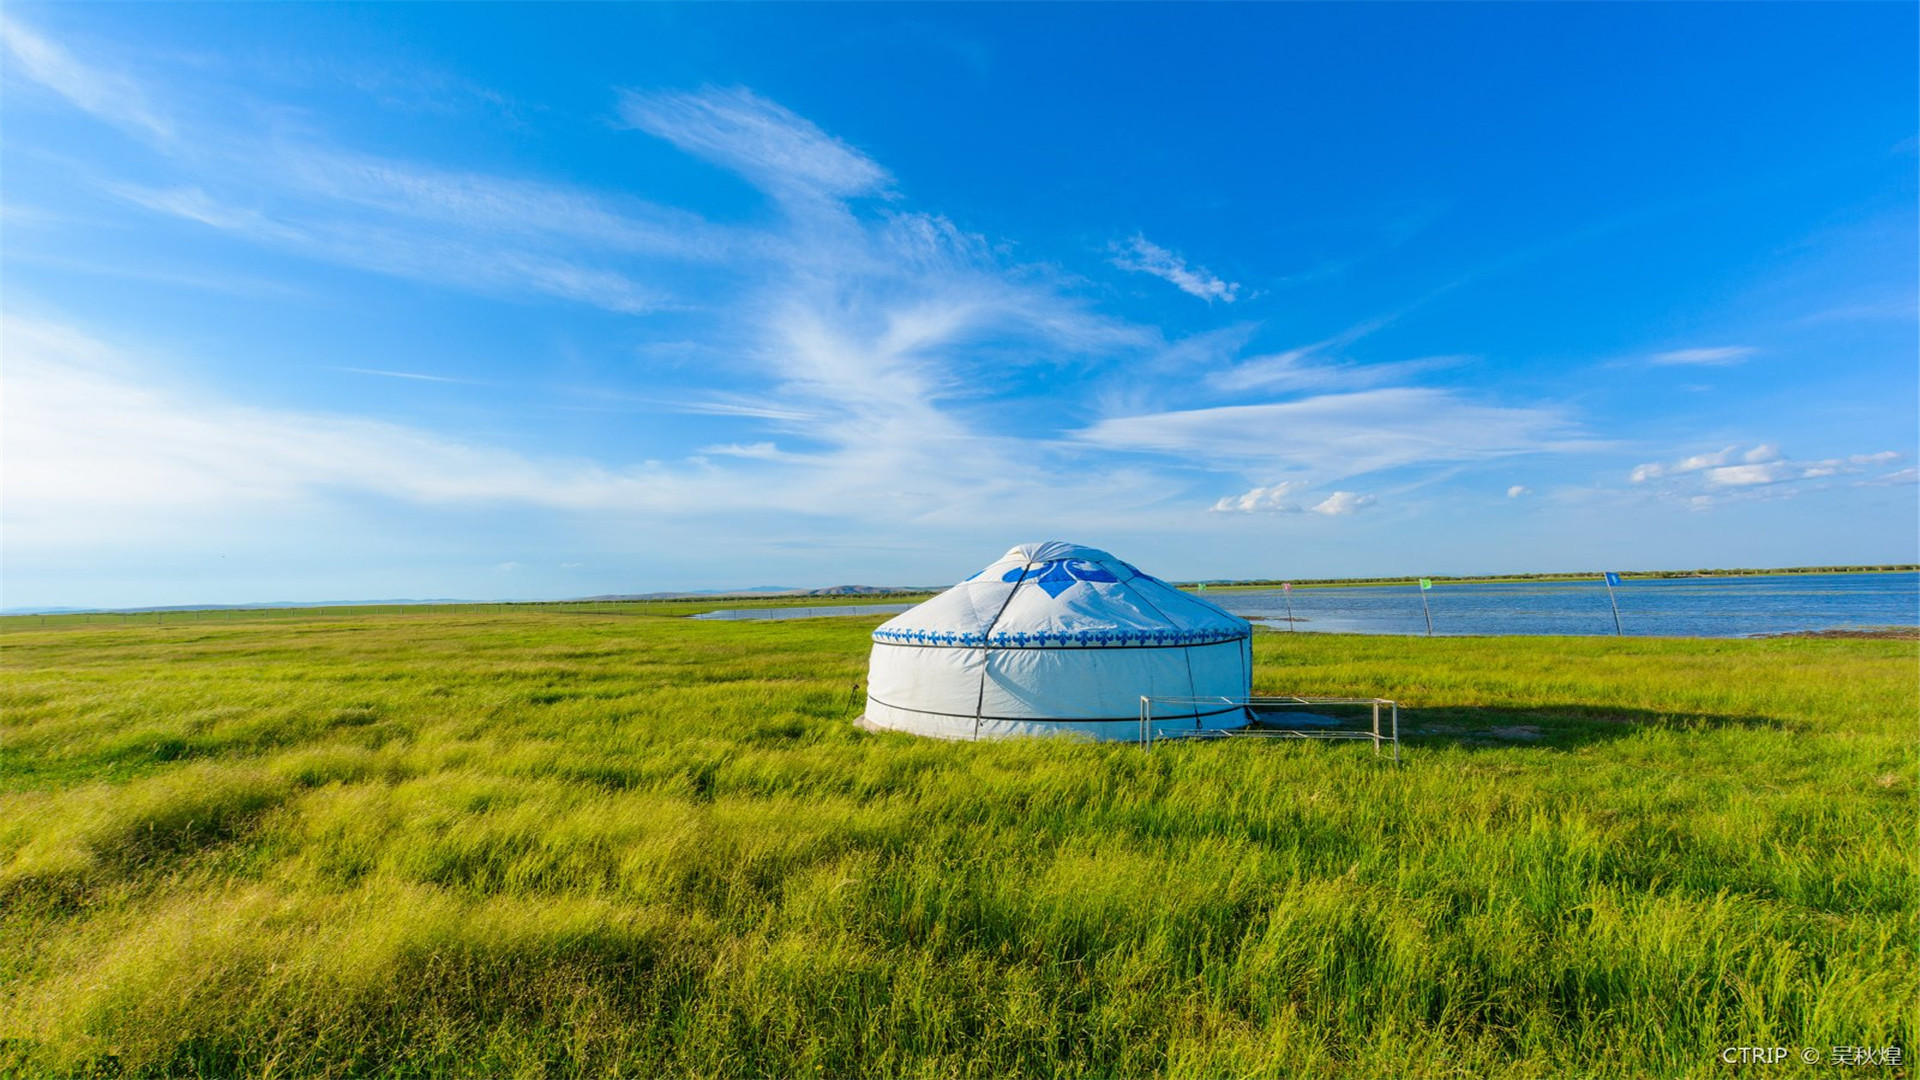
1, 610, 1913, 1078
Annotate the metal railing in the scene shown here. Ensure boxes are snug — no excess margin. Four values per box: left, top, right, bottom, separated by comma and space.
1139, 694, 1400, 762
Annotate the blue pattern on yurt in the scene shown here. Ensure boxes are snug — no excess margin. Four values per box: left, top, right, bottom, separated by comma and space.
872, 624, 1246, 649
997, 558, 1121, 596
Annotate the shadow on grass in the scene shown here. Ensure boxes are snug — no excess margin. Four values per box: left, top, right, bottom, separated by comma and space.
1246, 702, 1791, 753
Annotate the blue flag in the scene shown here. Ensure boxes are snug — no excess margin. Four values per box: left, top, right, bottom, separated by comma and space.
1604, 572, 1622, 587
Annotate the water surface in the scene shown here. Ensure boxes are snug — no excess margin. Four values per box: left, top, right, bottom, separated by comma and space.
1213, 572, 1918, 637
686, 574, 1917, 637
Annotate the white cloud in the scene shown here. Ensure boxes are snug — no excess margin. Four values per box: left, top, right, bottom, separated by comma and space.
1678, 447, 1740, 471
1630, 444, 1747, 482
1649, 346, 1756, 366
617, 86, 893, 203
1210, 482, 1309, 513
1702, 462, 1789, 487
693, 441, 814, 462
1627, 442, 1905, 499
1309, 491, 1375, 516
0, 16, 170, 139
1111, 235, 1240, 303
1507, 485, 1531, 498
1210, 483, 1376, 517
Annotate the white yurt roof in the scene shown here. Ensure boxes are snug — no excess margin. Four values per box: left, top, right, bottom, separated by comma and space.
863, 542, 1253, 741
872, 542, 1247, 649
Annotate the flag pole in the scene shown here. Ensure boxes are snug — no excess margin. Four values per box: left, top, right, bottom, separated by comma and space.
1603, 571, 1623, 636
1283, 582, 1296, 631
1418, 577, 1433, 636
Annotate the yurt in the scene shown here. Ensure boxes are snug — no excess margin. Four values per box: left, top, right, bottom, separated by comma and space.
862, 541, 1253, 740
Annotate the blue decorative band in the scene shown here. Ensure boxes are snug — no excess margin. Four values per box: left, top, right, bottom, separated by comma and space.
871, 625, 1249, 649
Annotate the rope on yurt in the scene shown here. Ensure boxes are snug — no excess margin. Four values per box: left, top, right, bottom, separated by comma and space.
971, 562, 1035, 740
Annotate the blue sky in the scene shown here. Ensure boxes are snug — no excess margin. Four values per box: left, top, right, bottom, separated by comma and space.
3, 3, 1915, 608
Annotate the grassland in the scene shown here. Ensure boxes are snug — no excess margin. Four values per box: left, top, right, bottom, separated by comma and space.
0, 610, 1913, 1078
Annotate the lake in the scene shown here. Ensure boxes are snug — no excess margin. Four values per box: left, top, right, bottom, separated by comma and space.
1212, 571, 1919, 638
685, 572, 1918, 638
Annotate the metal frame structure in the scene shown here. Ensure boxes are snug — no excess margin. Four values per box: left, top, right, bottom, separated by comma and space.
1138, 694, 1400, 762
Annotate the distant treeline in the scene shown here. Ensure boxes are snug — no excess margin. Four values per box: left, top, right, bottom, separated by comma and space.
1189, 565, 1919, 589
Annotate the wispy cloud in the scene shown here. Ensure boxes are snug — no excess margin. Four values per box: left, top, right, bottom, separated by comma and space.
1198, 309, 1457, 395
106, 177, 679, 314
1796, 298, 1919, 325
1080, 388, 1587, 481
331, 367, 475, 384
277, 149, 731, 256
1649, 345, 1756, 366
1111, 235, 1240, 303
4, 29, 1633, 554
1507, 485, 1531, 498
0, 16, 170, 139
39, 36, 739, 317
2, 318, 689, 522
1208, 350, 1465, 395
0, 248, 314, 300
618, 86, 893, 203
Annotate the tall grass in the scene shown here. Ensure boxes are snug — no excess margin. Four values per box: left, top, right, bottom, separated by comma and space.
1, 613, 1913, 1077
